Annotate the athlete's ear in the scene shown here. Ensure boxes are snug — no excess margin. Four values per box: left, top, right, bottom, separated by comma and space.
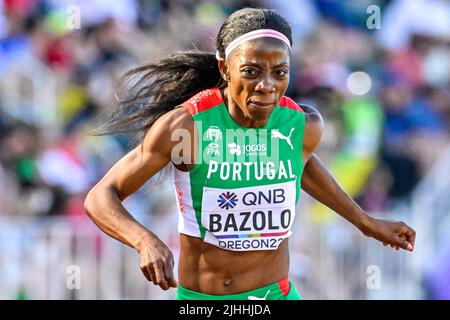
218, 58, 230, 82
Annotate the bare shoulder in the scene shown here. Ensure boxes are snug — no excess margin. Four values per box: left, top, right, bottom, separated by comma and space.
140, 106, 196, 169
142, 107, 194, 148
149, 106, 194, 135
300, 103, 324, 127
299, 103, 324, 160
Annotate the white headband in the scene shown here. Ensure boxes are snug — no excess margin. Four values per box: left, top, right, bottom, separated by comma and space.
215, 29, 291, 60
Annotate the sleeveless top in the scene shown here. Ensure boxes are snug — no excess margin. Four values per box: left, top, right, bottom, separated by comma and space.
171, 87, 306, 251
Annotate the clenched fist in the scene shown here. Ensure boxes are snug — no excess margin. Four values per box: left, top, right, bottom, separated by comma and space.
136, 234, 178, 290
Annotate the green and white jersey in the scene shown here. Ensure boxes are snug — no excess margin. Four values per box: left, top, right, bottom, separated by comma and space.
171, 87, 306, 251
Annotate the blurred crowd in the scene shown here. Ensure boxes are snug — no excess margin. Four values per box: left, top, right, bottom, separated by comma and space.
0, 0, 449, 299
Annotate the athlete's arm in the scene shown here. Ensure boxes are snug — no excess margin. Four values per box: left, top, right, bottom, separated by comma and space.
84, 107, 194, 290
300, 104, 415, 252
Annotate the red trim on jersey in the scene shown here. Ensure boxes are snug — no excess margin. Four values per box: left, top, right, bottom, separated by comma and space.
181, 87, 224, 115
278, 96, 304, 113
175, 185, 185, 214
277, 276, 290, 296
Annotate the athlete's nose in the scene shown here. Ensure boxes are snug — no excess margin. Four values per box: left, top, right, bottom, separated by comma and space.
255, 75, 275, 94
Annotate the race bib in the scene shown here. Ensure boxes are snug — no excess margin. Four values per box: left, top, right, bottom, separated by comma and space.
201, 180, 296, 251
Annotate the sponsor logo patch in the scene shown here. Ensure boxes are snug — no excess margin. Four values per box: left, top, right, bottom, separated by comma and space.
217, 191, 238, 210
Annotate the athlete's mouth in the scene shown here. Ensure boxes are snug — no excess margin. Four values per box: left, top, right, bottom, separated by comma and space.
248, 100, 274, 108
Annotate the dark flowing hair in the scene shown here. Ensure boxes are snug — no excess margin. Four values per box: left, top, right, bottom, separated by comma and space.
94, 8, 292, 146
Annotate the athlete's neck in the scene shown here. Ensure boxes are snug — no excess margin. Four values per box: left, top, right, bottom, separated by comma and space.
222, 87, 269, 128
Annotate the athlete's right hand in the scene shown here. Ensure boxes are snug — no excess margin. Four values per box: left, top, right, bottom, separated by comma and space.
136, 234, 178, 290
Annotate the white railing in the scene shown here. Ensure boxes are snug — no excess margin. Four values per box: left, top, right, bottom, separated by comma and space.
0, 216, 178, 300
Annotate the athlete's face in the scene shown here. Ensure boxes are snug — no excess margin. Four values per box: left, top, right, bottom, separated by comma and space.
219, 38, 290, 126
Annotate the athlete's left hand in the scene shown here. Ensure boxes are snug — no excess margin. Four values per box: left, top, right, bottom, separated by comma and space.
360, 216, 416, 252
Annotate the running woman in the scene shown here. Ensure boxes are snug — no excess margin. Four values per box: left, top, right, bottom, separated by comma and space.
84, 8, 416, 300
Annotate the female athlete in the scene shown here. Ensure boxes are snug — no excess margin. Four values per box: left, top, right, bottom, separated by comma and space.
84, 8, 416, 300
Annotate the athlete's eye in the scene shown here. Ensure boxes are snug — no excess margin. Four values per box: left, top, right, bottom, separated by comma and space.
242, 68, 258, 76
275, 69, 288, 77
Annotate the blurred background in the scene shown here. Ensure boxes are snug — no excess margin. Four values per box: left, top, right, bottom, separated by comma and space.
0, 0, 449, 300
